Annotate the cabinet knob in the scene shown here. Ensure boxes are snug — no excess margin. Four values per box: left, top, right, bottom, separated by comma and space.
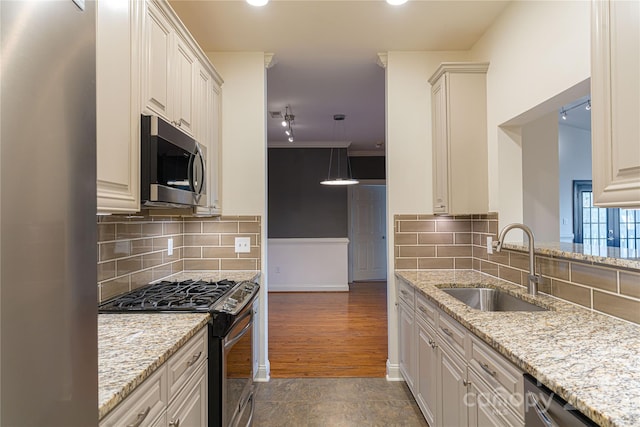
462, 379, 471, 387
169, 418, 181, 427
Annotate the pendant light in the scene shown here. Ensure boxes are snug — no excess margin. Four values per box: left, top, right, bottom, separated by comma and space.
320, 115, 359, 186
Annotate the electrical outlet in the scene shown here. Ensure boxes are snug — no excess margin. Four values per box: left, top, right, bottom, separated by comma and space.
167, 238, 174, 256
486, 236, 493, 255
235, 237, 251, 253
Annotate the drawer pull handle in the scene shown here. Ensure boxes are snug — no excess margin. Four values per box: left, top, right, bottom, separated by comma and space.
127, 406, 151, 427
480, 362, 497, 377
169, 418, 181, 427
462, 379, 471, 387
400, 290, 409, 296
418, 306, 428, 314
186, 351, 203, 367
440, 327, 454, 337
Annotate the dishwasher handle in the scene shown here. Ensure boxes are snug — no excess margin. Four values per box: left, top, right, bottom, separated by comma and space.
527, 391, 559, 427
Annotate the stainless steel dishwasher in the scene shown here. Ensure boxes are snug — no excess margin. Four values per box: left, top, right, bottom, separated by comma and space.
524, 374, 598, 427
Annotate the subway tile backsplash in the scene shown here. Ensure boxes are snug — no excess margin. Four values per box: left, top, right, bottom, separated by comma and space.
97, 214, 261, 303
395, 213, 640, 325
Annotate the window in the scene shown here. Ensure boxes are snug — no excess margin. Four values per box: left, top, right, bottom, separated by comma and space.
573, 180, 640, 249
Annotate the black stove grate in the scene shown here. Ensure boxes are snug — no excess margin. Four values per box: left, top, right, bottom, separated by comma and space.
99, 279, 236, 312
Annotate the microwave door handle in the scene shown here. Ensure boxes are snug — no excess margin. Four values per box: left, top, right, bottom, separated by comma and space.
188, 145, 206, 196
196, 144, 206, 196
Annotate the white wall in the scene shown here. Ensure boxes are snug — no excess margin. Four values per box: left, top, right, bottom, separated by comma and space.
207, 52, 270, 380
469, 0, 591, 229
384, 51, 468, 379
267, 238, 349, 291
522, 112, 560, 242
559, 124, 592, 241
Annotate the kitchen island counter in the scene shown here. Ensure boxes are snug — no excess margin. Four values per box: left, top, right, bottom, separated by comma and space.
396, 269, 640, 427
98, 270, 260, 420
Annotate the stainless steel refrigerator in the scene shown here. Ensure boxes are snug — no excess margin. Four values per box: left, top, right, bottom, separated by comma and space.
1, 1, 97, 425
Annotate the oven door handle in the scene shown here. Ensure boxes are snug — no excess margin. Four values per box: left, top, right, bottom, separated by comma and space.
224, 311, 253, 350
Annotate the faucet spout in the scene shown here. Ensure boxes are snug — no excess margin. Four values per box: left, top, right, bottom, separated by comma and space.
494, 223, 540, 296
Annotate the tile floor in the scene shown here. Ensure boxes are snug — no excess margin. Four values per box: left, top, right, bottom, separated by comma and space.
253, 378, 429, 426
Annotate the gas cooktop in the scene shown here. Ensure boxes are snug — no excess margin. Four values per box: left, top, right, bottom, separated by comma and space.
98, 279, 237, 313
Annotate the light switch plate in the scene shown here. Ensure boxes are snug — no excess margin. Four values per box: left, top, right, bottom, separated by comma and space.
486, 236, 493, 255
235, 237, 251, 253
168, 238, 174, 256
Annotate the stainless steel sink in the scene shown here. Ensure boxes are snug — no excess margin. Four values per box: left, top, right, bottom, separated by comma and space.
440, 287, 548, 312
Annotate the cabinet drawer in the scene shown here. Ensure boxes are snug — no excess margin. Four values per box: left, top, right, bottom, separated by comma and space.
168, 326, 208, 400
469, 335, 524, 418
416, 293, 437, 328
100, 366, 168, 427
437, 311, 467, 357
398, 279, 415, 307
469, 369, 524, 427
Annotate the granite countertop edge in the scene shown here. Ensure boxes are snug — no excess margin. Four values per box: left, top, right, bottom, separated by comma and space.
395, 269, 640, 427
98, 270, 261, 420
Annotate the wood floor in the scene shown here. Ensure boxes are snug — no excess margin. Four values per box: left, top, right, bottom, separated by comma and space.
268, 281, 388, 378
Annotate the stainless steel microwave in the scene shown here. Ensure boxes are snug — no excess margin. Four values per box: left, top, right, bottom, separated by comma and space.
140, 114, 207, 208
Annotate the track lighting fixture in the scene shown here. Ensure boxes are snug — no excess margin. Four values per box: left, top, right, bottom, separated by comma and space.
559, 98, 591, 121
280, 106, 295, 142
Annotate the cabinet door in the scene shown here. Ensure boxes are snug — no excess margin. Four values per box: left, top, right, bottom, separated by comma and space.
398, 301, 416, 392
142, 0, 172, 120
172, 35, 196, 136
416, 320, 437, 427
96, 0, 141, 213
167, 363, 207, 427
438, 342, 468, 427
431, 74, 449, 214
591, 0, 640, 207
209, 81, 222, 213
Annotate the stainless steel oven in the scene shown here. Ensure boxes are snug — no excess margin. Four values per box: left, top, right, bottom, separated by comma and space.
211, 301, 255, 427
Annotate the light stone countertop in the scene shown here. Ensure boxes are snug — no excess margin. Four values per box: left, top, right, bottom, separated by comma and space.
396, 269, 640, 427
98, 270, 260, 420
502, 241, 640, 270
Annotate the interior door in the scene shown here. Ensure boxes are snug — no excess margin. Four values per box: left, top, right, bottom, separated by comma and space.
351, 185, 387, 281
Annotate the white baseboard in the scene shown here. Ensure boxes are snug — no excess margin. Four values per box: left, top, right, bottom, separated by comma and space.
386, 359, 403, 381
269, 283, 349, 292
254, 362, 271, 382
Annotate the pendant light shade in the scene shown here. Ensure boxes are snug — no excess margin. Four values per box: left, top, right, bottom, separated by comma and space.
320, 147, 359, 186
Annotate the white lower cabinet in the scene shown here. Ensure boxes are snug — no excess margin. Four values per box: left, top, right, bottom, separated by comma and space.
398, 299, 417, 392
100, 327, 208, 427
167, 363, 208, 427
416, 319, 437, 427
437, 340, 468, 427
400, 281, 525, 427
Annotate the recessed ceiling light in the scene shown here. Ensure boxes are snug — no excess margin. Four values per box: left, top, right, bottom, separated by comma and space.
386, 0, 408, 5
247, 0, 268, 6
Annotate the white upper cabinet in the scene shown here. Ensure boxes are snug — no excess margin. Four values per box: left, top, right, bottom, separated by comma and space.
142, 0, 172, 120
429, 63, 489, 215
96, 0, 142, 214
591, 0, 640, 207
142, 0, 197, 137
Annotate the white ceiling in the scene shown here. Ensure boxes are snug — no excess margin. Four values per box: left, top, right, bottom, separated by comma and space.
169, 0, 511, 151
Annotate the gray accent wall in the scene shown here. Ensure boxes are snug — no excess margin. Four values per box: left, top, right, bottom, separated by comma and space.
268, 148, 348, 238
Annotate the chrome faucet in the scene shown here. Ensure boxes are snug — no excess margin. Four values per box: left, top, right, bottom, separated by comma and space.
494, 223, 541, 296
